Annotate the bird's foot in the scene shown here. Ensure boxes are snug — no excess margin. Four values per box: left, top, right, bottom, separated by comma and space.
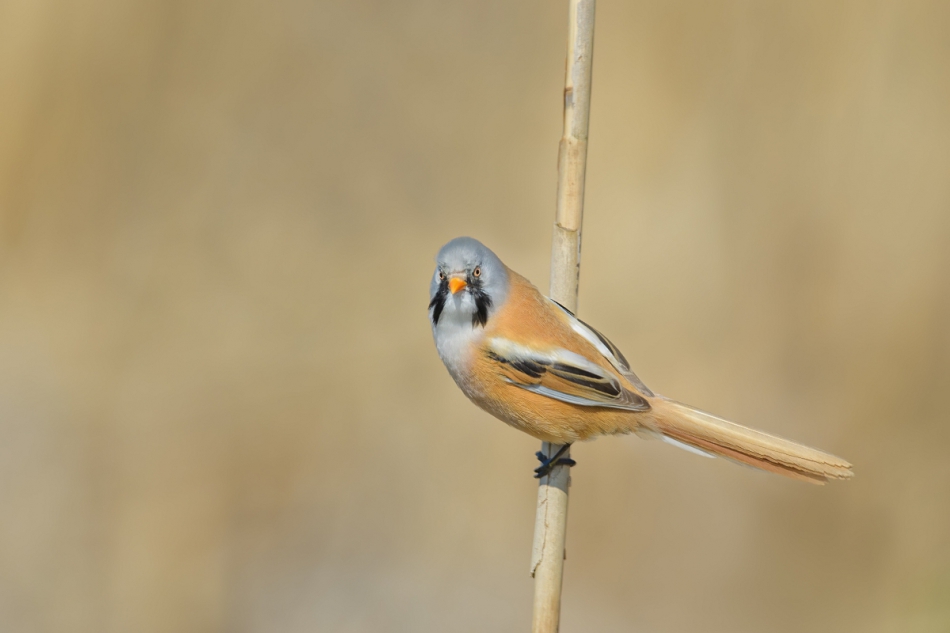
534, 444, 575, 479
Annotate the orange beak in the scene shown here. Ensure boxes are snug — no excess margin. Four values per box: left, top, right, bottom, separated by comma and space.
448, 277, 467, 294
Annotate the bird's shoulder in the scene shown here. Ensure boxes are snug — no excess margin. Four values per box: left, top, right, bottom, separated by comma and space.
484, 269, 585, 353
483, 267, 654, 398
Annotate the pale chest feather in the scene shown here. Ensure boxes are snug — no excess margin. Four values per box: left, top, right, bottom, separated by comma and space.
432, 307, 489, 398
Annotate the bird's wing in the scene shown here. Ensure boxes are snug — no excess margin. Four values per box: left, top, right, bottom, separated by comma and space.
548, 299, 654, 396
485, 337, 651, 411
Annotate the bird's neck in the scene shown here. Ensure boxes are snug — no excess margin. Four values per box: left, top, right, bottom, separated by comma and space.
432, 304, 486, 388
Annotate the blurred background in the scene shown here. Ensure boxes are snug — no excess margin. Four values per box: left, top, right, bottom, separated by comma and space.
1, 1, 948, 631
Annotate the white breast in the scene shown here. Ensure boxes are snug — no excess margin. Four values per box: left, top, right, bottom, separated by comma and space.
431, 294, 485, 395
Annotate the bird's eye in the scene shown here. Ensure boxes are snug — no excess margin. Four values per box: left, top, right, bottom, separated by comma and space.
473, 266, 481, 277
438, 271, 445, 281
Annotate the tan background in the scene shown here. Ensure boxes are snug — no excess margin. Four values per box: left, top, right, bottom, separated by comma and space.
1, 1, 949, 631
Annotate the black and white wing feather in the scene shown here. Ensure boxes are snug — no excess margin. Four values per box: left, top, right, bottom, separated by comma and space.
486, 338, 650, 411
549, 299, 654, 396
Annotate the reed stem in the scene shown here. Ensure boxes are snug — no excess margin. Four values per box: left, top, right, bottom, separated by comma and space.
530, 1, 595, 631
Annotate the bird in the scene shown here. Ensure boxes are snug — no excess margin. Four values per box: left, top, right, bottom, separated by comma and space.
428, 236, 853, 484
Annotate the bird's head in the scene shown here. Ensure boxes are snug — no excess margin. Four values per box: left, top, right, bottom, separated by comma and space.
429, 237, 510, 329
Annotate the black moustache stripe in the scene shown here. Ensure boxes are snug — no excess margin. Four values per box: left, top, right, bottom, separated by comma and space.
471, 283, 492, 328
429, 279, 448, 325
429, 274, 493, 328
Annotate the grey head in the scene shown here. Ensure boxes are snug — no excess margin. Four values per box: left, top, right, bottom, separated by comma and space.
429, 237, 510, 330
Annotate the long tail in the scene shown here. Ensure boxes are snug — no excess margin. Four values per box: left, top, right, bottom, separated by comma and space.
644, 398, 853, 484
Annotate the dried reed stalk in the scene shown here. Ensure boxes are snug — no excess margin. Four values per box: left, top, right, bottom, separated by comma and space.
530, 1, 596, 631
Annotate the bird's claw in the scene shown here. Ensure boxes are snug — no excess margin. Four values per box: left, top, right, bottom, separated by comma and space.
534, 445, 576, 479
